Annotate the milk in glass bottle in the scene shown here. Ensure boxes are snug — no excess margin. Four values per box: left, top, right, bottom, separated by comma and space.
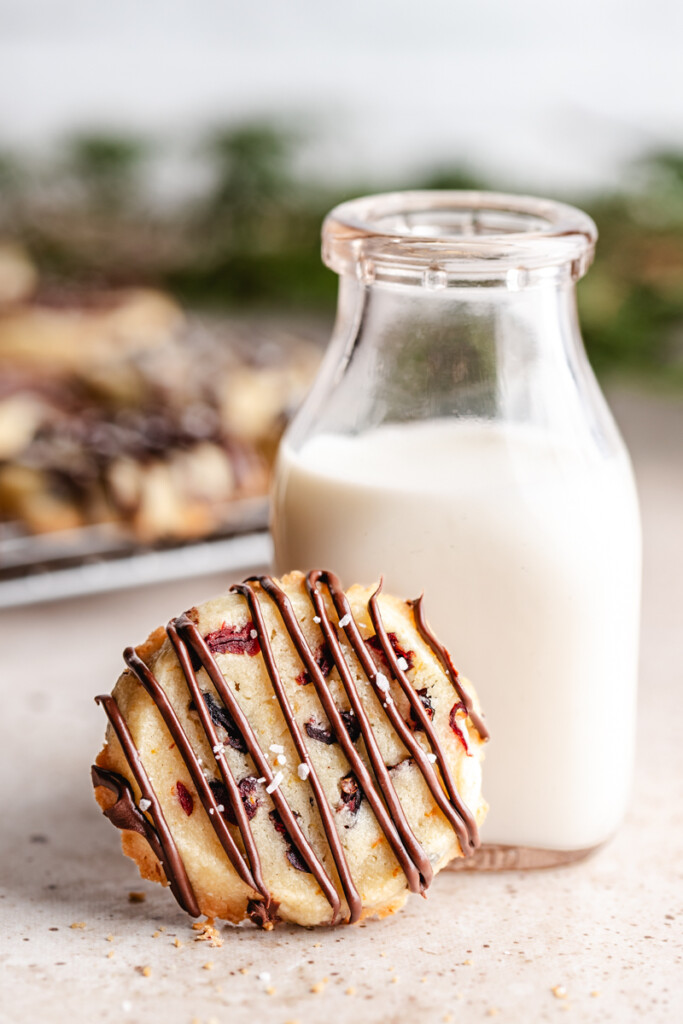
272, 191, 641, 867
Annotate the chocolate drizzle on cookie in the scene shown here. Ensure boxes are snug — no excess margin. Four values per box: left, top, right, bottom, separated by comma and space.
409, 594, 489, 741
316, 571, 481, 856
92, 571, 487, 926
92, 698, 199, 917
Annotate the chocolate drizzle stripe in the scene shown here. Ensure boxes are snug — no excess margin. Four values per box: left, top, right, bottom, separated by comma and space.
409, 596, 489, 741
253, 575, 424, 896
91, 764, 163, 852
231, 583, 358, 922
93, 693, 200, 917
174, 612, 342, 923
368, 584, 480, 848
165, 620, 268, 903
122, 646, 260, 896
305, 572, 433, 889
308, 570, 477, 854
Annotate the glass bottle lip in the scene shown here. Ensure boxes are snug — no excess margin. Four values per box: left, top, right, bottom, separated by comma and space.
322, 190, 598, 286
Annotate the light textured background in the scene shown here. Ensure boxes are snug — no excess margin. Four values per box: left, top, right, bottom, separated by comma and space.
1, 386, 681, 1023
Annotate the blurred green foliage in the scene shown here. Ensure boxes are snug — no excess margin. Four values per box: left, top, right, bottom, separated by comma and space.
64, 132, 149, 211
0, 124, 681, 386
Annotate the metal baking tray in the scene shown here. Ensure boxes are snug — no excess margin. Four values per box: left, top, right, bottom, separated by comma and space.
0, 497, 271, 608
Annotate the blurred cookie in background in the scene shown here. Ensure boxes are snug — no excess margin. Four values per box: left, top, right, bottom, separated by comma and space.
0, 257, 321, 544
0, 243, 38, 307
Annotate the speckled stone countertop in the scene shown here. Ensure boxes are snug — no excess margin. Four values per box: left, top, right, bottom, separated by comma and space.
1, 388, 681, 1024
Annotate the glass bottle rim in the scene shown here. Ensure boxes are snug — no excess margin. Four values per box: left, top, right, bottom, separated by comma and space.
322, 190, 597, 286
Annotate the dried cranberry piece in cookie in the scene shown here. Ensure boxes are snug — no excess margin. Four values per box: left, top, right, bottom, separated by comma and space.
314, 642, 335, 677
365, 632, 415, 671
175, 781, 194, 816
340, 709, 361, 743
209, 777, 260, 824
204, 621, 260, 657
201, 691, 247, 753
408, 687, 434, 732
304, 710, 359, 745
304, 717, 335, 745
187, 643, 204, 673
268, 810, 310, 873
295, 643, 334, 686
338, 773, 362, 817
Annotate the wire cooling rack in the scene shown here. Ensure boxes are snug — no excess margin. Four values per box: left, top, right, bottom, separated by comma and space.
0, 498, 271, 608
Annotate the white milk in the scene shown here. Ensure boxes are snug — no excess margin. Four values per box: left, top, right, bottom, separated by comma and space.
272, 419, 641, 851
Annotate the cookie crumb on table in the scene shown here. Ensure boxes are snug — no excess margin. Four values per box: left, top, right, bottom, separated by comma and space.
551, 985, 568, 999
70, 922, 86, 929
192, 919, 223, 947
128, 892, 146, 903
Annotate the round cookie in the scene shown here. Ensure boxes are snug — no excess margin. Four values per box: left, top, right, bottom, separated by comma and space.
92, 570, 488, 927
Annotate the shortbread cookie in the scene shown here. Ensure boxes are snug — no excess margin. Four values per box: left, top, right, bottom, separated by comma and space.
92, 570, 488, 927
0, 286, 183, 370
0, 243, 37, 307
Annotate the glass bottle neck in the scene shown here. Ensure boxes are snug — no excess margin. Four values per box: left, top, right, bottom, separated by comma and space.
289, 271, 622, 462
337, 271, 583, 413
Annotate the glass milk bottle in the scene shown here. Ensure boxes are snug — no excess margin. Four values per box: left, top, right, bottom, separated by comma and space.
272, 191, 641, 868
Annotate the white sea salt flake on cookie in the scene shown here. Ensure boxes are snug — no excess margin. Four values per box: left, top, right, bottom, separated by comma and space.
375, 672, 390, 693
266, 771, 284, 794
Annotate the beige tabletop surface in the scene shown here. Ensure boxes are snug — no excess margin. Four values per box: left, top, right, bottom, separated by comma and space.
1, 387, 681, 1024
